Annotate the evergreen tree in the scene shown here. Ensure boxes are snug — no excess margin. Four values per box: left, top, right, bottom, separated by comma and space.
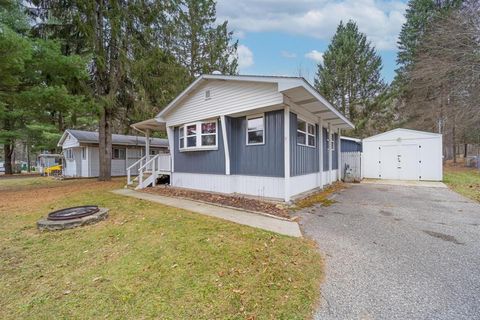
314, 21, 386, 135
0, 0, 89, 174
170, 0, 238, 78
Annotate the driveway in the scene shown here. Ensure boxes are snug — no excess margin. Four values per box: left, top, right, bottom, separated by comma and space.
299, 183, 480, 320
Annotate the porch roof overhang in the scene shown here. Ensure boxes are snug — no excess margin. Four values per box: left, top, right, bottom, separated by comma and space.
131, 118, 166, 132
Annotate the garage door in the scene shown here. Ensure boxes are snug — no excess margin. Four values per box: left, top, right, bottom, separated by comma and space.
379, 144, 419, 180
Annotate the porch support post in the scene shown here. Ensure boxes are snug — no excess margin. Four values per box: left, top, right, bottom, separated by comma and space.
328, 122, 332, 185
319, 118, 324, 189
284, 105, 291, 202
166, 126, 174, 173
220, 115, 230, 175
145, 129, 150, 160
337, 127, 341, 181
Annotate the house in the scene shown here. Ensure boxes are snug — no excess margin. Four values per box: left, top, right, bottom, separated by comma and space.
362, 128, 442, 181
57, 129, 169, 178
129, 74, 354, 201
37, 153, 62, 175
340, 136, 362, 153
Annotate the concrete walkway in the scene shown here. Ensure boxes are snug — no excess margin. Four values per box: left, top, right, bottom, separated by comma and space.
111, 189, 302, 237
362, 178, 447, 188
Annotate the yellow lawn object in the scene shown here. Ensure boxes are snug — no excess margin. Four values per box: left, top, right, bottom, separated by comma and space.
44, 164, 62, 176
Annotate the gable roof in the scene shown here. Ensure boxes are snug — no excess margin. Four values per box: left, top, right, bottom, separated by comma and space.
363, 128, 441, 141
155, 74, 354, 129
57, 129, 168, 148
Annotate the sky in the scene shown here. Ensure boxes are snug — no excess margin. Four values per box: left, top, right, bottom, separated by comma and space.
216, 0, 408, 84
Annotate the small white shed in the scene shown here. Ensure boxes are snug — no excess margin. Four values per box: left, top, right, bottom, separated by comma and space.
363, 128, 442, 181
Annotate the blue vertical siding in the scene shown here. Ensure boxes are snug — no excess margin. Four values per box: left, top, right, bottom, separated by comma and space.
229, 110, 284, 177
341, 138, 362, 152
323, 127, 329, 171
173, 120, 225, 174
290, 112, 319, 176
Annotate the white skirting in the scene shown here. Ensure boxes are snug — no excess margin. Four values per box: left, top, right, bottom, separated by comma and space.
172, 172, 285, 199
172, 170, 339, 201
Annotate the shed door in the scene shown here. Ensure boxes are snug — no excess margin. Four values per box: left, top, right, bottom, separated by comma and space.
379, 144, 419, 180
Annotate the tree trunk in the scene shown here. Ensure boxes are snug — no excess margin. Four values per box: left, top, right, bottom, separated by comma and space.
4, 143, 14, 175
452, 124, 457, 164
98, 106, 112, 181
464, 143, 468, 159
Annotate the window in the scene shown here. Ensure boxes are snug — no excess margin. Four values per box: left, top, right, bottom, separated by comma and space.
112, 148, 126, 160
330, 134, 335, 151
297, 118, 315, 147
81, 147, 86, 160
179, 120, 218, 151
246, 114, 264, 145
64, 148, 73, 160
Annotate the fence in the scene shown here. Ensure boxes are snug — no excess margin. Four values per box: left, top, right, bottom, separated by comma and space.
341, 152, 362, 182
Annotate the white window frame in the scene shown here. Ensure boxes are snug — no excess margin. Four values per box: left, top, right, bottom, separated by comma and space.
246, 113, 265, 146
179, 119, 218, 151
112, 147, 126, 160
64, 148, 73, 160
297, 117, 316, 148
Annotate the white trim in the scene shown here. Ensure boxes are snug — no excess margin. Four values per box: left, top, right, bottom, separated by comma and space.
167, 126, 175, 172
319, 117, 324, 189
296, 116, 316, 148
245, 113, 265, 146
179, 119, 218, 151
341, 136, 361, 143
337, 128, 341, 181
220, 115, 230, 175
328, 122, 332, 185
284, 106, 291, 202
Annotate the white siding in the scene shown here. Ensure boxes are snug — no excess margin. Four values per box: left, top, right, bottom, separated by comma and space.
63, 134, 80, 148
164, 80, 284, 126
172, 172, 285, 200
111, 159, 127, 176
88, 147, 100, 177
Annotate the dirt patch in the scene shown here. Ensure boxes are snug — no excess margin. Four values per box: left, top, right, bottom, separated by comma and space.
423, 230, 464, 245
143, 186, 290, 218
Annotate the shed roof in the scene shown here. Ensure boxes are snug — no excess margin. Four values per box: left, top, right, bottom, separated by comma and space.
58, 129, 168, 148
363, 128, 441, 141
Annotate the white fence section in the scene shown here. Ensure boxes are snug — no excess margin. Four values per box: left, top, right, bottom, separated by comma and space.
341, 152, 362, 182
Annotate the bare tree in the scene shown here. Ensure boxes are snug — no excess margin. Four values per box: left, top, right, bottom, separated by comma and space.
401, 1, 480, 162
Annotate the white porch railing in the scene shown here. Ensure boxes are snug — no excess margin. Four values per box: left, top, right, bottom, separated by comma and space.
127, 153, 171, 189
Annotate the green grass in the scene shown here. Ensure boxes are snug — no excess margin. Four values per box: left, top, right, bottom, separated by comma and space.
444, 167, 480, 202
0, 176, 63, 190
0, 177, 323, 319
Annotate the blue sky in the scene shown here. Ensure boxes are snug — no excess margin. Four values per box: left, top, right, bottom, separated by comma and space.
216, 0, 408, 84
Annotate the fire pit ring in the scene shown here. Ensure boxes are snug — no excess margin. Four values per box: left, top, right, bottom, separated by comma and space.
37, 206, 109, 231
48, 205, 100, 221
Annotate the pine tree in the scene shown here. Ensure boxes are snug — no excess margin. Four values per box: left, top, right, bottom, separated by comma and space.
170, 0, 238, 78
314, 21, 386, 135
0, 0, 89, 174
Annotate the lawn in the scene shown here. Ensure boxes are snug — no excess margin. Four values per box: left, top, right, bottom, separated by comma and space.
444, 166, 480, 202
0, 176, 322, 319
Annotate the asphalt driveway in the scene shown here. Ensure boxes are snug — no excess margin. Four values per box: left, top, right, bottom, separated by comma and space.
299, 183, 480, 320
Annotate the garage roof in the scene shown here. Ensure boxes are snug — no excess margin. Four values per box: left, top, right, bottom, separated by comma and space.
58, 129, 168, 148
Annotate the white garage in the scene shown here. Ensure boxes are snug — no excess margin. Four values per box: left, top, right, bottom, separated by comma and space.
363, 128, 443, 181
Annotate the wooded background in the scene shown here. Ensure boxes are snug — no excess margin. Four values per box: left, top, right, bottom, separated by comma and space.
1, 0, 479, 177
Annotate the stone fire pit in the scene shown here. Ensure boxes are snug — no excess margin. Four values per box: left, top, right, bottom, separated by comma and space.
37, 206, 109, 231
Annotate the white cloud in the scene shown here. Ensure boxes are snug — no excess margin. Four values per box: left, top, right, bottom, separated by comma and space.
217, 0, 407, 51
233, 30, 246, 39
281, 50, 297, 58
237, 45, 254, 69
305, 50, 324, 64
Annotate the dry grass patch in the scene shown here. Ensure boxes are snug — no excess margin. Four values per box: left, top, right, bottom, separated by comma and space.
444, 166, 480, 202
0, 177, 323, 319
293, 183, 346, 210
